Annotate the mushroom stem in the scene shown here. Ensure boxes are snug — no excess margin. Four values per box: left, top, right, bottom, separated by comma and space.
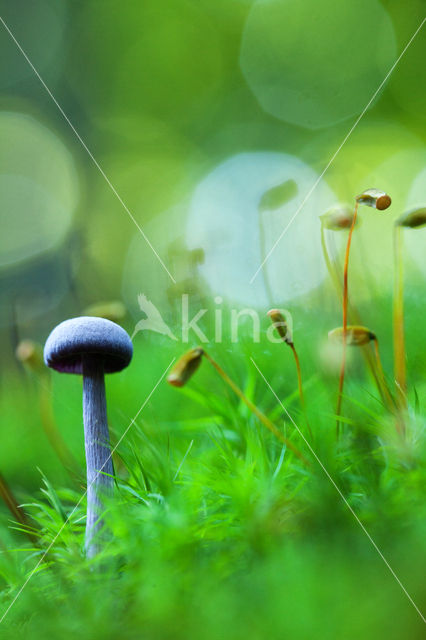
82, 356, 113, 558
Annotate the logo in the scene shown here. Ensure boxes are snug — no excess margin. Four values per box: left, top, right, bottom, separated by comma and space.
132, 293, 293, 345
131, 294, 178, 341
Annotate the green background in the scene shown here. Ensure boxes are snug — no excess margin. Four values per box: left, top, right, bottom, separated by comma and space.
0, 1, 425, 638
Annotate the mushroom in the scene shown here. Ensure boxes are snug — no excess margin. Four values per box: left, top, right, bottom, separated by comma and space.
44, 317, 133, 557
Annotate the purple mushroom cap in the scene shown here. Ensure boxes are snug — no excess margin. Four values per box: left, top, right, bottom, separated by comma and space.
44, 316, 133, 374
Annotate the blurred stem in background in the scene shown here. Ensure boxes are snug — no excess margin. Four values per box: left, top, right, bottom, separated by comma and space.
258, 211, 274, 308
0, 472, 36, 543
257, 179, 299, 308
16, 341, 81, 483
393, 224, 407, 412
371, 336, 395, 415
392, 207, 426, 431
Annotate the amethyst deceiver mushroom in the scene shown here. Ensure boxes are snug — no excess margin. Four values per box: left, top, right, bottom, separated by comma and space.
44, 317, 133, 558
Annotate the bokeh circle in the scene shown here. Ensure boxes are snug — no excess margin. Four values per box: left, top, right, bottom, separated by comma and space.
240, 0, 397, 129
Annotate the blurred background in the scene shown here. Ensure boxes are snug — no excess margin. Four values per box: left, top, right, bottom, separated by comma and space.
0, 0, 425, 499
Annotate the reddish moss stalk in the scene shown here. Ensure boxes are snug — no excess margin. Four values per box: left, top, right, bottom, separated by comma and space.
336, 201, 359, 435
321, 224, 386, 404
267, 310, 312, 439
288, 343, 313, 440
0, 472, 36, 543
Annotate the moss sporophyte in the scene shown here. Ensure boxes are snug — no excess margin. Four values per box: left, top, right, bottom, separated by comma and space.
319, 206, 384, 409
167, 348, 309, 467
267, 310, 312, 440
336, 189, 391, 436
